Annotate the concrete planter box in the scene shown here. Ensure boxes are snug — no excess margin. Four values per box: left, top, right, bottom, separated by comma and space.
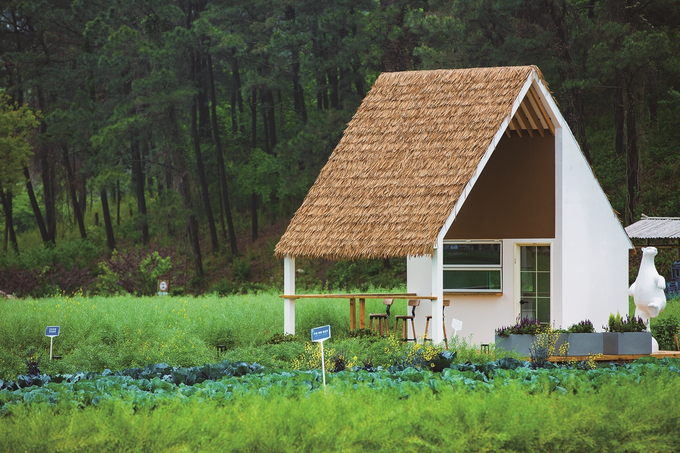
564, 333, 604, 356
495, 334, 536, 356
495, 334, 568, 357
603, 332, 652, 355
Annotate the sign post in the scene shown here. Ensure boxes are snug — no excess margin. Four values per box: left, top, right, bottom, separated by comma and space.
158, 280, 169, 296
311, 325, 331, 386
45, 326, 60, 360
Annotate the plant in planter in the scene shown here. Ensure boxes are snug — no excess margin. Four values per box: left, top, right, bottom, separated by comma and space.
564, 319, 603, 356
495, 317, 552, 356
603, 312, 648, 333
495, 316, 543, 338
567, 320, 595, 334
603, 312, 651, 355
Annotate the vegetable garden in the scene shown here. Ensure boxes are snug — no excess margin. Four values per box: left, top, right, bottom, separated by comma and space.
2, 293, 680, 451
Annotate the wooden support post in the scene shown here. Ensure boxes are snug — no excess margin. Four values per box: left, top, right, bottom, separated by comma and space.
349, 298, 356, 330
359, 298, 366, 329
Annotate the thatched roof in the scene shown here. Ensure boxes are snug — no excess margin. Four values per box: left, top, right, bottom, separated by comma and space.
275, 66, 551, 260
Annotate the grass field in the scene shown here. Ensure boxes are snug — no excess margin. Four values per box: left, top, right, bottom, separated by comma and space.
2, 293, 680, 452
0, 291, 502, 379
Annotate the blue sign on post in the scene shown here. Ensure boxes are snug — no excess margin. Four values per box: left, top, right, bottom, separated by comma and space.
45, 326, 60, 337
311, 325, 331, 387
45, 326, 60, 361
311, 325, 331, 343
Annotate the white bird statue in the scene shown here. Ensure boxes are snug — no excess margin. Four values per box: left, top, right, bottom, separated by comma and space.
629, 246, 667, 327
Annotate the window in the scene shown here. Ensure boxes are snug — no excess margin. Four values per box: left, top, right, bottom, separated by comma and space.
443, 241, 502, 292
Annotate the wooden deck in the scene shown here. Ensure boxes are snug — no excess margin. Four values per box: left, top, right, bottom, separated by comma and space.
548, 350, 680, 363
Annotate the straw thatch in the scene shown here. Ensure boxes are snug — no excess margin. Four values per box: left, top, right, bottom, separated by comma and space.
275, 66, 548, 260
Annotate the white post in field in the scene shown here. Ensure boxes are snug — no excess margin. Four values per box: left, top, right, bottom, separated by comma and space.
284, 255, 296, 335
431, 238, 444, 345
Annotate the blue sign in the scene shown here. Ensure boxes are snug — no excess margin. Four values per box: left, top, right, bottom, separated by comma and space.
311, 325, 331, 342
45, 326, 60, 337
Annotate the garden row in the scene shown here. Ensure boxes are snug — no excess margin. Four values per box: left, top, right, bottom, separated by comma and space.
2, 357, 680, 413
2, 358, 680, 452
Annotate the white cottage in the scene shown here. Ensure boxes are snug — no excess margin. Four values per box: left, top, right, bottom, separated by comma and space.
275, 66, 632, 345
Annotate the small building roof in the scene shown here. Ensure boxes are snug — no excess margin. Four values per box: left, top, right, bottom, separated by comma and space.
625, 215, 680, 239
275, 66, 553, 260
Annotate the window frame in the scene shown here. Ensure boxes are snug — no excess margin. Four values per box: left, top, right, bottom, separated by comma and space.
442, 240, 503, 293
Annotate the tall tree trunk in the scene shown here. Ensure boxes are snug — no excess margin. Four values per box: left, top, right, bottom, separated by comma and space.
250, 89, 257, 148
265, 89, 277, 149
231, 52, 245, 135
328, 67, 339, 110
100, 188, 116, 251
614, 72, 625, 158
62, 145, 87, 239
250, 89, 259, 242
40, 146, 57, 243
251, 192, 258, 242
292, 54, 308, 123
0, 190, 19, 254
208, 53, 239, 256
23, 166, 50, 245
180, 169, 204, 278
261, 93, 270, 154
191, 96, 219, 253
76, 155, 87, 217
116, 180, 121, 226
130, 135, 149, 245
353, 65, 365, 97
625, 83, 638, 225
38, 86, 56, 243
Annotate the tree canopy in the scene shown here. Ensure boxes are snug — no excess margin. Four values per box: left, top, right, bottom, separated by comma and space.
1, 0, 679, 288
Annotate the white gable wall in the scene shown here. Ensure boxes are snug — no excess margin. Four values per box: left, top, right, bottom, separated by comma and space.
556, 124, 631, 329
537, 79, 632, 331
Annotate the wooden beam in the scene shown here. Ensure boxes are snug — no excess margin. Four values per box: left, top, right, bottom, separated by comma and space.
510, 117, 523, 137
529, 86, 555, 136
523, 97, 545, 137
515, 106, 534, 137
505, 128, 512, 138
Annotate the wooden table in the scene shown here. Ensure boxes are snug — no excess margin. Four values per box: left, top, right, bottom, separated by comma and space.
279, 293, 438, 330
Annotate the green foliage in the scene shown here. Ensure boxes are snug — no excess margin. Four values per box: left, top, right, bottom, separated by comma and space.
325, 259, 407, 292
606, 312, 648, 333
651, 315, 680, 350
495, 316, 543, 337
3, 358, 680, 451
0, 93, 40, 190
566, 319, 595, 334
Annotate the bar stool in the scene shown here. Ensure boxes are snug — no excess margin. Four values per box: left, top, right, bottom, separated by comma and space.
394, 299, 420, 342
424, 299, 451, 349
368, 298, 393, 336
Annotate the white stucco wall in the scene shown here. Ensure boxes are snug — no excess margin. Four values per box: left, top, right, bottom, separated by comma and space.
556, 125, 632, 330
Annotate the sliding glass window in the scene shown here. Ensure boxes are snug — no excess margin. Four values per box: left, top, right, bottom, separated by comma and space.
443, 241, 502, 292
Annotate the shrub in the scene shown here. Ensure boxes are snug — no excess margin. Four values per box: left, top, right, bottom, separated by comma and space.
265, 333, 298, 345
651, 315, 680, 350
0, 263, 95, 297
567, 320, 595, 334
95, 247, 186, 296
